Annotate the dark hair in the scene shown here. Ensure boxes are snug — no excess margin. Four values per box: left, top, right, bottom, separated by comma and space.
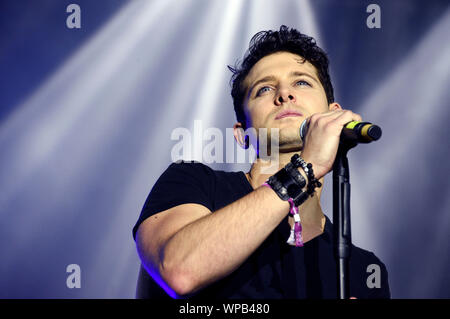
228, 25, 334, 129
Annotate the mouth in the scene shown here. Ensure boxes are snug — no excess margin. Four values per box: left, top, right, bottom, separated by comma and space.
275, 110, 303, 120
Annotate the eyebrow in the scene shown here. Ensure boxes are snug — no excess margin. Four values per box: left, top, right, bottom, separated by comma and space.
248, 71, 320, 96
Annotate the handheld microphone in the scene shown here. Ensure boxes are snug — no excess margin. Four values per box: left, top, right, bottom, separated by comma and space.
299, 119, 382, 144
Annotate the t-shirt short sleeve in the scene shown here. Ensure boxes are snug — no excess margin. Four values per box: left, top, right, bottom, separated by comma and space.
132, 161, 215, 240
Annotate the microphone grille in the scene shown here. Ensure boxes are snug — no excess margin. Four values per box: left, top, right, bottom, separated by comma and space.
299, 119, 308, 140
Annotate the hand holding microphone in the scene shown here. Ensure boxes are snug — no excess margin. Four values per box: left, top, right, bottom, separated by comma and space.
298, 109, 381, 180
300, 118, 381, 144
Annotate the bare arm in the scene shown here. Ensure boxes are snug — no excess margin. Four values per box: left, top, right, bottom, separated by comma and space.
136, 185, 290, 297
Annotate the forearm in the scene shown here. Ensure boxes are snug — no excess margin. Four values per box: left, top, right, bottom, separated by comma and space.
160, 185, 289, 295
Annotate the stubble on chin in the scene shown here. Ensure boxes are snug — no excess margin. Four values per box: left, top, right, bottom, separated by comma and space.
256, 127, 303, 157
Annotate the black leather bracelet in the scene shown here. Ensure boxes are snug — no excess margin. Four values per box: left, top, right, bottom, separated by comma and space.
266, 174, 289, 201
266, 154, 322, 207
266, 162, 306, 204
292, 189, 310, 207
285, 162, 306, 189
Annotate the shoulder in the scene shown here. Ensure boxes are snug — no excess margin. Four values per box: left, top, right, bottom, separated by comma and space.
132, 161, 248, 240
162, 160, 244, 186
350, 244, 391, 298
154, 160, 219, 190
164, 160, 216, 176
146, 160, 218, 201
145, 161, 246, 211
350, 244, 388, 277
132, 161, 218, 240
351, 245, 386, 267
154, 161, 251, 214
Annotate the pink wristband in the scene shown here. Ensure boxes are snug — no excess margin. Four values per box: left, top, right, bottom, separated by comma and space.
262, 183, 304, 247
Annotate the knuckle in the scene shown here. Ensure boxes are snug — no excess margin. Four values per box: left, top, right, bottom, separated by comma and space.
310, 113, 320, 122
344, 110, 353, 116
316, 116, 327, 126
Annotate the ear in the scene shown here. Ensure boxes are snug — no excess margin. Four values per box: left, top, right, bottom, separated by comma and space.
328, 102, 343, 111
233, 122, 249, 149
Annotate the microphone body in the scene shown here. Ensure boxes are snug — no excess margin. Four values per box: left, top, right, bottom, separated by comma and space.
300, 120, 382, 144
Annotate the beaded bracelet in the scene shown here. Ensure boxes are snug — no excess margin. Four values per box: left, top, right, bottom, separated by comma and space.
290, 154, 322, 196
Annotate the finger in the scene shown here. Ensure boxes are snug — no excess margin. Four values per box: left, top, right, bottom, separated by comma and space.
307, 109, 348, 125
332, 110, 363, 126
304, 109, 362, 137
306, 109, 346, 131
320, 108, 362, 122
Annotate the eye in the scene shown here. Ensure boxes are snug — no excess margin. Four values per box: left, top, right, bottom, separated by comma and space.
296, 80, 311, 87
255, 86, 272, 97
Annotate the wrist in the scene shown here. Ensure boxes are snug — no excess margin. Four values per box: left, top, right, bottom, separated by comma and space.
298, 154, 325, 180
296, 165, 309, 186
290, 154, 322, 197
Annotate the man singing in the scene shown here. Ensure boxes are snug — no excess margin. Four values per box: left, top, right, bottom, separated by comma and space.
133, 25, 390, 299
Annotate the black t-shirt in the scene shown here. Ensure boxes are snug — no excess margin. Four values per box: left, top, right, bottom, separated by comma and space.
133, 161, 390, 299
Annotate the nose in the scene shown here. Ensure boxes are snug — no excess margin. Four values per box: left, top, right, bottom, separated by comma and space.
275, 87, 296, 106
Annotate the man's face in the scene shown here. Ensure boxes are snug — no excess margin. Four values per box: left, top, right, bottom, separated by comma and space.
242, 51, 331, 151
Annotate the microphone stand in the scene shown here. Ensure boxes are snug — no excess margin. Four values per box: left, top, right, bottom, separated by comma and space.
332, 140, 357, 299
301, 119, 381, 298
